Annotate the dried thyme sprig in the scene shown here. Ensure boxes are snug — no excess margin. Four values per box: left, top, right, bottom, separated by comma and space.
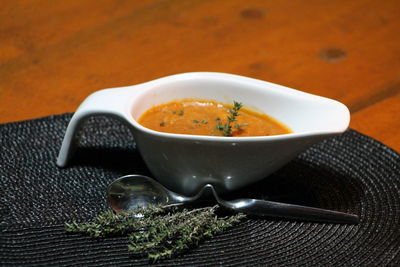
216, 101, 244, 136
65, 205, 167, 237
65, 205, 245, 262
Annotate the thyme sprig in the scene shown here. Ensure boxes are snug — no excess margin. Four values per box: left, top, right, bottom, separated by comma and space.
65, 205, 245, 262
216, 101, 244, 136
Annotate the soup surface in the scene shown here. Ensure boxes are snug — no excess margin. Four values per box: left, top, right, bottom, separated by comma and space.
137, 99, 292, 137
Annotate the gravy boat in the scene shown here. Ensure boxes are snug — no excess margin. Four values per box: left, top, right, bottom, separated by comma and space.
57, 72, 350, 196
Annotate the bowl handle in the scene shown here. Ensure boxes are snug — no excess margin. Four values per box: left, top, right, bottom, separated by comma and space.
56, 87, 135, 167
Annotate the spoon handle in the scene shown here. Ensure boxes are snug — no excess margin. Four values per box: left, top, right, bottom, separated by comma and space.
225, 199, 359, 224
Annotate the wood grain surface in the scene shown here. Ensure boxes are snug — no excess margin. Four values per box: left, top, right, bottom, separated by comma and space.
1, 0, 399, 151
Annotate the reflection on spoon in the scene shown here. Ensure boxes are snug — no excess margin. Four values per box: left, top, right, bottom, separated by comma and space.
107, 175, 359, 224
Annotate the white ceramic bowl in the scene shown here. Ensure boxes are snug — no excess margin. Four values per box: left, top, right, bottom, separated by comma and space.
57, 72, 350, 195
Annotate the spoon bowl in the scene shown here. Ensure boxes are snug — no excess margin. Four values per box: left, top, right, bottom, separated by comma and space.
107, 175, 171, 211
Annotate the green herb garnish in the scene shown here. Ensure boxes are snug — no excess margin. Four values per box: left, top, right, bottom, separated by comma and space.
216, 101, 244, 136
65, 205, 245, 262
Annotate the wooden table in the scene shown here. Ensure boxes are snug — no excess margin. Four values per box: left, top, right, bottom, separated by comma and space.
1, 0, 399, 151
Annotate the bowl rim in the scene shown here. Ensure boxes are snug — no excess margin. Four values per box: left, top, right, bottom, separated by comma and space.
124, 72, 350, 142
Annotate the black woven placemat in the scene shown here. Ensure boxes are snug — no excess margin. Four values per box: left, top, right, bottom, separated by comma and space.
1, 114, 399, 266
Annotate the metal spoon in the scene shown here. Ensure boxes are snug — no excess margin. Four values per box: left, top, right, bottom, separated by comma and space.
107, 175, 359, 224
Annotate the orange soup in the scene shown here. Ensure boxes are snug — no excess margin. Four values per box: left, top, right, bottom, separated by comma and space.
138, 99, 292, 137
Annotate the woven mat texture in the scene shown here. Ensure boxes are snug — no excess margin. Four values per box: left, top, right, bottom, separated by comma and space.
0, 114, 399, 266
